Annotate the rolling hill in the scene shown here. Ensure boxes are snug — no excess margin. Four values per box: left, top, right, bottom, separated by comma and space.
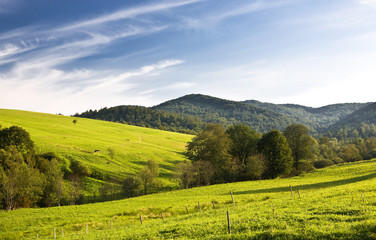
329, 102, 376, 130
76, 94, 372, 134
0, 109, 193, 195
1, 159, 376, 239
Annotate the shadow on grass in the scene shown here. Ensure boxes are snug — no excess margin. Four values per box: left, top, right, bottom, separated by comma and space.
233, 172, 376, 195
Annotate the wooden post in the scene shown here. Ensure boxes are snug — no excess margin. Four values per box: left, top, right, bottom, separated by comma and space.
86, 224, 88, 234
361, 193, 365, 204
37, 234, 39, 240
62, 228, 64, 237
161, 211, 165, 221
186, 206, 189, 214
297, 190, 300, 198
212, 201, 216, 209
111, 219, 113, 229
139, 215, 143, 224
230, 191, 235, 207
227, 210, 231, 234
198, 202, 201, 212
54, 228, 56, 239
289, 185, 293, 197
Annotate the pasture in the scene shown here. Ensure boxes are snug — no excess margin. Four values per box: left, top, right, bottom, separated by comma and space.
1, 159, 376, 239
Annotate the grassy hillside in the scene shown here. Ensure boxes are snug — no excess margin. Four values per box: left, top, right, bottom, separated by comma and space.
2, 159, 376, 239
0, 109, 192, 190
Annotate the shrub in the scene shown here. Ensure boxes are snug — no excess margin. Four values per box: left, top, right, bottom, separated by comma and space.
314, 159, 334, 169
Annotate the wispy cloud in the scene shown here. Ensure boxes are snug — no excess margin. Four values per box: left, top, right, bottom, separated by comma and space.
181, 0, 295, 29
360, 0, 376, 7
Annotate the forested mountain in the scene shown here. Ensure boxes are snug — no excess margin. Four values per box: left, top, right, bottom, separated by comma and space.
243, 100, 369, 133
153, 94, 292, 132
75, 94, 374, 135
75, 105, 204, 134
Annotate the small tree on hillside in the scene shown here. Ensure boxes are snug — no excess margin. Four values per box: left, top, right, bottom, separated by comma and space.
138, 160, 159, 195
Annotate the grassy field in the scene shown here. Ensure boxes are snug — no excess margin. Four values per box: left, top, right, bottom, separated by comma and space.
0, 109, 193, 191
1, 159, 376, 239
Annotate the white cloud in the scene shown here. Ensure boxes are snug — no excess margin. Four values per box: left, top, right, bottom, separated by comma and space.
360, 0, 376, 7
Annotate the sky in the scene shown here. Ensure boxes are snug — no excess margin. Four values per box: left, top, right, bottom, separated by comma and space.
1, 0, 376, 115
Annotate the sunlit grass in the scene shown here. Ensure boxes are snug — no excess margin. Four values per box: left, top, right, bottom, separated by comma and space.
1, 159, 376, 239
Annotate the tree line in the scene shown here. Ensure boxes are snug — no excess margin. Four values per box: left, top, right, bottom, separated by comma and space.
175, 123, 376, 188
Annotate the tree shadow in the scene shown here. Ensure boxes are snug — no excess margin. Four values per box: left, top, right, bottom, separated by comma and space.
232, 172, 376, 195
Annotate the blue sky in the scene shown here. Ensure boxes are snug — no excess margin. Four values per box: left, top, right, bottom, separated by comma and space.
1, 0, 376, 115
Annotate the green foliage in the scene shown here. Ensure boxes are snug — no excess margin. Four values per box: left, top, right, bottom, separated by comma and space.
257, 130, 293, 178
0, 109, 192, 200
2, 160, 376, 239
0, 126, 34, 154
138, 160, 160, 195
186, 124, 232, 183
155, 94, 292, 132
284, 124, 317, 168
314, 159, 334, 168
70, 160, 92, 177
75, 105, 205, 134
226, 124, 261, 165
122, 177, 140, 198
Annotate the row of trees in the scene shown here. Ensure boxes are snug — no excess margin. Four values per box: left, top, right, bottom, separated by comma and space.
0, 126, 98, 210
177, 123, 376, 188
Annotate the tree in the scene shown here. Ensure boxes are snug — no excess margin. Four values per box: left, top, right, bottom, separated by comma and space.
68, 174, 83, 205
122, 177, 140, 198
283, 124, 316, 169
73, 119, 77, 125
257, 130, 293, 179
138, 160, 159, 195
245, 154, 266, 180
186, 124, 231, 183
0, 126, 34, 154
226, 125, 261, 166
107, 147, 115, 160
174, 161, 194, 189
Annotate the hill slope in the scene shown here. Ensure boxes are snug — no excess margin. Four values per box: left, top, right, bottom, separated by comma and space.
0, 109, 192, 191
1, 159, 376, 239
154, 94, 292, 132
243, 100, 369, 132
330, 102, 376, 130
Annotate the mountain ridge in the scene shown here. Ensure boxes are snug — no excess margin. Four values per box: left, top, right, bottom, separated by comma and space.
76, 94, 373, 134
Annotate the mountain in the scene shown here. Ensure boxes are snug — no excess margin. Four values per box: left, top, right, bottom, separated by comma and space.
153, 94, 292, 132
242, 100, 369, 133
329, 102, 376, 131
75, 94, 372, 134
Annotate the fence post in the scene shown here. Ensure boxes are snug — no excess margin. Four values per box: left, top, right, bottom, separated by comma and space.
230, 191, 235, 207
290, 185, 293, 197
297, 190, 300, 198
86, 224, 88, 234
227, 210, 231, 234
161, 211, 165, 221
212, 201, 216, 209
139, 215, 143, 224
198, 202, 201, 212
54, 228, 56, 239
111, 219, 113, 229
62, 228, 64, 237
186, 206, 189, 214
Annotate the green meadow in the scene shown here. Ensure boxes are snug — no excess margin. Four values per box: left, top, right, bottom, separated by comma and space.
0, 109, 193, 191
1, 159, 376, 239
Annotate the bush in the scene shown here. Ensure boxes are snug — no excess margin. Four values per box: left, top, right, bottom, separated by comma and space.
332, 157, 345, 164
314, 159, 334, 169
298, 160, 315, 173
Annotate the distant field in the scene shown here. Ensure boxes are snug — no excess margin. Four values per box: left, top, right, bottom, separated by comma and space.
0, 109, 193, 190
1, 159, 376, 239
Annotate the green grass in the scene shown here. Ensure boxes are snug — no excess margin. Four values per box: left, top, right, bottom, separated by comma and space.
0, 109, 193, 189
2, 159, 376, 239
